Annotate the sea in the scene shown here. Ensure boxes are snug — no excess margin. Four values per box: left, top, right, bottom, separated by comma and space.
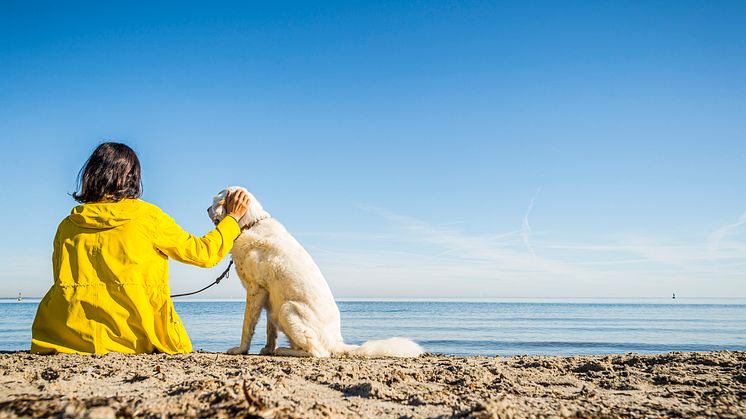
2, 298, 745, 356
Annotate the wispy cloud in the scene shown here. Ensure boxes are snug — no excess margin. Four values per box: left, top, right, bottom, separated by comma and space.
708, 211, 746, 261
521, 187, 541, 257
305, 204, 746, 298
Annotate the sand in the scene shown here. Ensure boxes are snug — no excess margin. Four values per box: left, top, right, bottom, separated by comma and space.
0, 350, 744, 418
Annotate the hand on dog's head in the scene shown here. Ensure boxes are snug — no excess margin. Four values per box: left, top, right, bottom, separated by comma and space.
208, 186, 266, 229
207, 186, 247, 225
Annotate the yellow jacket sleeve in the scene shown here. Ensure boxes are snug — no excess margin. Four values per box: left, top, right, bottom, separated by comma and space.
154, 213, 241, 268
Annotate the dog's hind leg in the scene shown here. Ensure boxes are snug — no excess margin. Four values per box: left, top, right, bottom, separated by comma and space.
277, 302, 331, 357
227, 286, 267, 355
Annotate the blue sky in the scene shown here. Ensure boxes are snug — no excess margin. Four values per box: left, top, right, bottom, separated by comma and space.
1, 1, 745, 298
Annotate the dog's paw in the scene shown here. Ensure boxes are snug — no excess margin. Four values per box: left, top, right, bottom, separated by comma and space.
259, 346, 274, 356
227, 347, 247, 355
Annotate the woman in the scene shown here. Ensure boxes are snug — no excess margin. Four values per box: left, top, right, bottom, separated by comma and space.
31, 142, 249, 354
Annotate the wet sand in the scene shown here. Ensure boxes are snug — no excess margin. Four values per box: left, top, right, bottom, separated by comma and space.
0, 350, 744, 418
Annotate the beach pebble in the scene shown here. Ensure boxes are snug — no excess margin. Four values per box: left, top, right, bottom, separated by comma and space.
557, 405, 573, 417
40, 367, 59, 381
573, 361, 607, 373
84, 406, 116, 419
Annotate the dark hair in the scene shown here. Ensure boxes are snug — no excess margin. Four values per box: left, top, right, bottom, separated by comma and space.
73, 142, 143, 203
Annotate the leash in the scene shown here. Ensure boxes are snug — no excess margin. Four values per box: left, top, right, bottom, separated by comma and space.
170, 260, 233, 298
169, 216, 270, 298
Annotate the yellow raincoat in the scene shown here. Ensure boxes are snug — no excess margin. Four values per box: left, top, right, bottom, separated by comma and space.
31, 199, 240, 354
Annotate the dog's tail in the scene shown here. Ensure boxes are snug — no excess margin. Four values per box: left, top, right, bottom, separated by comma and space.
338, 337, 424, 358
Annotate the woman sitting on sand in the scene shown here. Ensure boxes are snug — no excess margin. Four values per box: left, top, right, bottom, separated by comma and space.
31, 142, 250, 354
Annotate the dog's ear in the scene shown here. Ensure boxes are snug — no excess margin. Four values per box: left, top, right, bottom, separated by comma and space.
213, 188, 229, 206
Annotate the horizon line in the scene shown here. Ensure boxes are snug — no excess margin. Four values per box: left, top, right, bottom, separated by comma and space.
4, 296, 746, 302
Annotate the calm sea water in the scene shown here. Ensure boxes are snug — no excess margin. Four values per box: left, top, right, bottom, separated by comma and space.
2, 299, 745, 356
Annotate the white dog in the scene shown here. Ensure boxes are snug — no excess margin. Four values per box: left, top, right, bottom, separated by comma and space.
208, 186, 423, 358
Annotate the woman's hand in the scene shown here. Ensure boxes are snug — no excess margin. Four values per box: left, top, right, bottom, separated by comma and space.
225, 189, 250, 221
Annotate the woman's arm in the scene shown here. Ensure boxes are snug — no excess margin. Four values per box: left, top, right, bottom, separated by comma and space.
154, 190, 250, 268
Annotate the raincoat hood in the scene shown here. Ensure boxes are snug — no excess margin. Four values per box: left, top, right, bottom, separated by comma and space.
68, 199, 146, 229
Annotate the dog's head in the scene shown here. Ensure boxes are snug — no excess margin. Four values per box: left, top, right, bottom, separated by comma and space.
207, 186, 269, 229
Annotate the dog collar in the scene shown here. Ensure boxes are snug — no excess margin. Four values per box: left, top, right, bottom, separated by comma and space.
241, 216, 271, 232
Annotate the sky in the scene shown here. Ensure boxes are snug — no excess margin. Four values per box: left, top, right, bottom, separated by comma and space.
1, 1, 745, 299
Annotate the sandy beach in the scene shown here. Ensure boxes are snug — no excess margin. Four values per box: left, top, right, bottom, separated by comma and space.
0, 350, 744, 418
